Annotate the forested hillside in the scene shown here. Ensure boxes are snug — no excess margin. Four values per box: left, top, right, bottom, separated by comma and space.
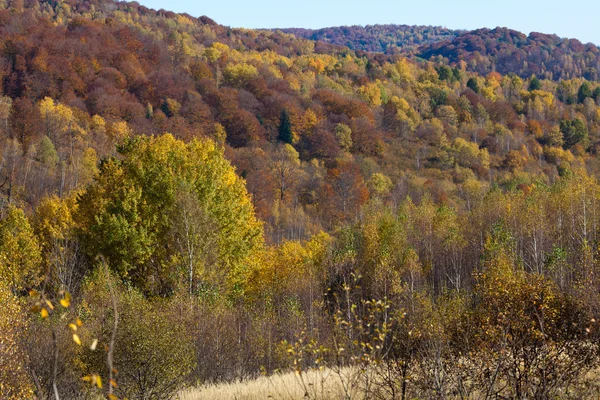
277, 24, 463, 53
3, 1, 600, 399
418, 27, 600, 81
281, 24, 600, 82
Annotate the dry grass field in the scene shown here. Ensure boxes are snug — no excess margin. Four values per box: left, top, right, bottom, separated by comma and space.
178, 367, 600, 400
178, 368, 365, 400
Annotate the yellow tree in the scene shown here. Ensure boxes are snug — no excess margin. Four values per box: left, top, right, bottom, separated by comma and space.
0, 205, 42, 291
38, 98, 89, 193
33, 193, 81, 293
0, 96, 12, 139
357, 82, 383, 107
269, 143, 301, 202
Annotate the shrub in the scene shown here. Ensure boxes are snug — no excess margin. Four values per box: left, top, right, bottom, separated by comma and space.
81, 269, 196, 400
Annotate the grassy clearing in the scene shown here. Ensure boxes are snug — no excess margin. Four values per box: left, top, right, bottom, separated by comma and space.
178, 368, 362, 400
178, 366, 600, 399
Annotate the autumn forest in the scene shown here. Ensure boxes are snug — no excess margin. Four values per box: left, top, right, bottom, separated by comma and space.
3, 0, 600, 399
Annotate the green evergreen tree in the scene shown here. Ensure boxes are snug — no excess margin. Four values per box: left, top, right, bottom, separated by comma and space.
467, 78, 480, 93
452, 67, 462, 82
528, 75, 542, 91
278, 109, 293, 144
593, 87, 600, 101
436, 65, 452, 81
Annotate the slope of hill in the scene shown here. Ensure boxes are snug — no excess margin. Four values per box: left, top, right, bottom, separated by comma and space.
418, 27, 600, 80
277, 24, 463, 53
1, 0, 600, 235
3, 2, 600, 398
277, 24, 600, 81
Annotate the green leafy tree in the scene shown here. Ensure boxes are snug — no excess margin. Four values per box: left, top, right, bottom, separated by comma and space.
592, 86, 600, 101
578, 82, 593, 103
436, 65, 453, 81
335, 123, 353, 152
37, 135, 59, 168
161, 98, 181, 118
113, 295, 195, 400
560, 118, 588, 149
81, 268, 195, 400
77, 134, 263, 296
368, 172, 393, 198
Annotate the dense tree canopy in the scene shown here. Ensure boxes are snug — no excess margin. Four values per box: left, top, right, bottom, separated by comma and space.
3, 1, 600, 398
280, 24, 463, 53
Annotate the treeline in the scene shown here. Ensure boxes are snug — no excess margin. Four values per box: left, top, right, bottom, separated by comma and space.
419, 27, 600, 81
279, 24, 600, 82
281, 24, 600, 82
277, 24, 463, 54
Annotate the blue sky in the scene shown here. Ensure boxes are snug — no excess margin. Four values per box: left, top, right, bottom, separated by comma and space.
136, 0, 600, 45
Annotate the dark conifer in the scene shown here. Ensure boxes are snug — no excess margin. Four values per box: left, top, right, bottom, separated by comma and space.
278, 109, 293, 144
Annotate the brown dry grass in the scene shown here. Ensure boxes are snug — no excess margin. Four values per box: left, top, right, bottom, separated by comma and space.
178, 368, 364, 400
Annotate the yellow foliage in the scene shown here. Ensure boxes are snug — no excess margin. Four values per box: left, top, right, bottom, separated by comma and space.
211, 42, 230, 52
90, 114, 106, 132
297, 109, 319, 136
222, 63, 259, 86
268, 65, 283, 79
389, 96, 420, 129
503, 149, 528, 170
33, 193, 78, 250
357, 82, 383, 106
0, 282, 32, 399
480, 85, 496, 101
203, 42, 229, 63
39, 97, 86, 144
0, 206, 42, 291
544, 146, 574, 165
452, 137, 490, 169
80, 147, 99, 184
394, 59, 416, 84
176, 15, 194, 25
287, 75, 301, 91
108, 121, 132, 143
369, 173, 393, 196
246, 232, 331, 301
521, 89, 555, 107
